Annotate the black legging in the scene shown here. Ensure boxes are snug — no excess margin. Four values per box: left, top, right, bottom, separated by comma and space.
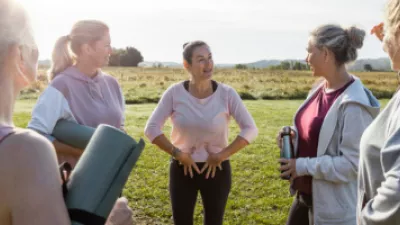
169, 159, 231, 225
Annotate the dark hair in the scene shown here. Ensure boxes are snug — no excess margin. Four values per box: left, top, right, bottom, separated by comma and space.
311, 24, 365, 66
182, 40, 208, 64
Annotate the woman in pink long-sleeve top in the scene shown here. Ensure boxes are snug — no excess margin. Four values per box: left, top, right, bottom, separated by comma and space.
144, 41, 258, 225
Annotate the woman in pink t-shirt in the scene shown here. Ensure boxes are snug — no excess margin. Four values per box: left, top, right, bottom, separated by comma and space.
0, 1, 132, 224
276, 25, 380, 225
28, 20, 125, 168
144, 41, 258, 225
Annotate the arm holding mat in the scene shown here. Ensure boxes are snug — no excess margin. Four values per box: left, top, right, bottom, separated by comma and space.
53, 122, 144, 225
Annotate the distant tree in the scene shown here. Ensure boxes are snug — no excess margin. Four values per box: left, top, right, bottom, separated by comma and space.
235, 64, 248, 69
267, 61, 309, 70
120, 47, 144, 67
108, 46, 144, 67
280, 61, 291, 70
293, 62, 302, 70
108, 48, 123, 66
153, 62, 163, 68
364, 64, 374, 72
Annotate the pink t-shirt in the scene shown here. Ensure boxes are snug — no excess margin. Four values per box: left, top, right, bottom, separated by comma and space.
144, 81, 258, 162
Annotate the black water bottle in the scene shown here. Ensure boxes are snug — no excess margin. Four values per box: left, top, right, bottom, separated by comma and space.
280, 126, 293, 180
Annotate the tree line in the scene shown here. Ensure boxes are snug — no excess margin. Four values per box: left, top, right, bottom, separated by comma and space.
235, 61, 310, 70
109, 47, 144, 67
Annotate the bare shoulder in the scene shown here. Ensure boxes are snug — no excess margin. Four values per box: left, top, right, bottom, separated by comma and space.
0, 129, 57, 170
1, 128, 54, 151
0, 129, 70, 225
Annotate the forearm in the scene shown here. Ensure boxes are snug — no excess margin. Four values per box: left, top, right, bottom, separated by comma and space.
52, 140, 83, 158
151, 134, 175, 156
219, 136, 249, 160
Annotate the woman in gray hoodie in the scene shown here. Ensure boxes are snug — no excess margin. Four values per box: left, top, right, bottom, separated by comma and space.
277, 24, 380, 225
358, 0, 400, 224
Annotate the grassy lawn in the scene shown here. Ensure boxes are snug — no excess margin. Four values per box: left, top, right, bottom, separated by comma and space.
13, 98, 390, 225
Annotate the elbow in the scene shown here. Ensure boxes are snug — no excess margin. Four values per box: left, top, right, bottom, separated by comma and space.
144, 125, 161, 143
241, 125, 258, 144
143, 125, 152, 141
251, 126, 259, 142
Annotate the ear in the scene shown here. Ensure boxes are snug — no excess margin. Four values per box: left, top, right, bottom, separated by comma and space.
322, 47, 330, 63
7, 44, 25, 72
81, 43, 92, 55
183, 60, 190, 70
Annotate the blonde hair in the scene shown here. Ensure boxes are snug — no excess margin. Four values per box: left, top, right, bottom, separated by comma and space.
48, 20, 109, 80
310, 24, 365, 66
0, 0, 35, 67
385, 0, 400, 38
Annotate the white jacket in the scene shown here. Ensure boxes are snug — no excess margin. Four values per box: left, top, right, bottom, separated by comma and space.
290, 77, 380, 225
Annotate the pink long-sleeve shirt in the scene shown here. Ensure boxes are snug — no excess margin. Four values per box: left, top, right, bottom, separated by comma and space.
144, 81, 258, 162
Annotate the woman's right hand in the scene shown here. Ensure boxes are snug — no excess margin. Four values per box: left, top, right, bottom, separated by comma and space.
276, 127, 295, 149
175, 151, 201, 178
371, 22, 384, 42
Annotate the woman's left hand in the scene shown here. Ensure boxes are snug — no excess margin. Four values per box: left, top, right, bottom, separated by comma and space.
278, 158, 298, 182
201, 152, 224, 179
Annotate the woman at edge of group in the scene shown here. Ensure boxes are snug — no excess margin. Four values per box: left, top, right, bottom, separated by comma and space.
277, 24, 380, 225
144, 41, 258, 225
0, 1, 132, 224
358, 0, 400, 224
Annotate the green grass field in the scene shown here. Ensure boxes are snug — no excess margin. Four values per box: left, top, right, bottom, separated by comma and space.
13, 98, 390, 225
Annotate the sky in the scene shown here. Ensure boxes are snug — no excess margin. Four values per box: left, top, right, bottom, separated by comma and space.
17, 0, 388, 64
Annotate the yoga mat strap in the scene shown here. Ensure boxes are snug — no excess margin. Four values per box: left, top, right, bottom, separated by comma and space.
68, 208, 107, 225
59, 162, 72, 199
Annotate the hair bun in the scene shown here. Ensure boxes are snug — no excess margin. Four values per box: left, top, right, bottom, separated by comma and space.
345, 26, 365, 49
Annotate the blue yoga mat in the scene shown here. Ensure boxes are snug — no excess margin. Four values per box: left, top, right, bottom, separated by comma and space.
52, 120, 145, 225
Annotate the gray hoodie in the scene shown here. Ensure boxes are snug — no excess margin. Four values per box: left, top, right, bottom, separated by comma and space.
291, 76, 380, 225
358, 90, 400, 225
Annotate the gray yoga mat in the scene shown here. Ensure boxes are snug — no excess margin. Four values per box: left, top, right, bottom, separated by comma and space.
52, 120, 145, 225
52, 120, 96, 149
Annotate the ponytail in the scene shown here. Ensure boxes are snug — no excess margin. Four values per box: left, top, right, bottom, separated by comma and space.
47, 35, 73, 81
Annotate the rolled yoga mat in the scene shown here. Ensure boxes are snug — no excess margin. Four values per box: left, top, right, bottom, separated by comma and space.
52, 120, 96, 149
52, 120, 145, 225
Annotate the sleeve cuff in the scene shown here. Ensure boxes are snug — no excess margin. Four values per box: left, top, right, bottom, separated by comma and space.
296, 157, 309, 176
239, 127, 258, 144
145, 130, 164, 143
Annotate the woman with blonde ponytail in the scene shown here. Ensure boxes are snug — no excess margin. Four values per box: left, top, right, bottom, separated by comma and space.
28, 20, 125, 168
0, 1, 133, 225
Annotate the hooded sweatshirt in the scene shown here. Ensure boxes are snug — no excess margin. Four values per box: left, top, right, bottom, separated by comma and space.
358, 89, 400, 225
28, 66, 125, 166
290, 76, 380, 224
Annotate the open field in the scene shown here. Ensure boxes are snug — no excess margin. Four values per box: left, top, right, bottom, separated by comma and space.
14, 98, 390, 225
16, 67, 394, 224
23, 67, 399, 103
